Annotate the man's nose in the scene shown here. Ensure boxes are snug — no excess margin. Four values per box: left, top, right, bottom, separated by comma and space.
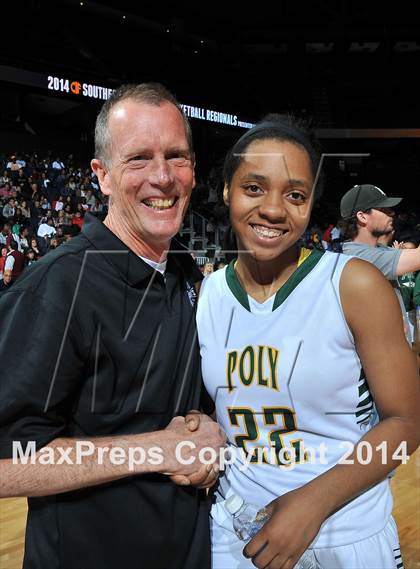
148, 158, 174, 189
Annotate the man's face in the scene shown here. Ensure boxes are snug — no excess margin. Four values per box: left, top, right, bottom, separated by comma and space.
365, 207, 395, 237
93, 100, 195, 251
3, 270, 12, 285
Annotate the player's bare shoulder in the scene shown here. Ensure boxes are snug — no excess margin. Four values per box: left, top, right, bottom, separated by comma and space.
339, 257, 401, 334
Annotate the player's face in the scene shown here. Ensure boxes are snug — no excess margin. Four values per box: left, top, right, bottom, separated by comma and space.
366, 207, 395, 237
95, 100, 195, 251
224, 139, 314, 262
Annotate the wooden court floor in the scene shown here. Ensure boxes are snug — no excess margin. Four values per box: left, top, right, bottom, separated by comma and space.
1, 449, 419, 569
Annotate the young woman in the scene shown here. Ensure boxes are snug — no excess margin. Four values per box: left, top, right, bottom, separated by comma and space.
29, 237, 41, 259
196, 115, 419, 569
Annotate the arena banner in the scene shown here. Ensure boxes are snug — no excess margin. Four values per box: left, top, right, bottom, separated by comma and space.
0, 64, 255, 129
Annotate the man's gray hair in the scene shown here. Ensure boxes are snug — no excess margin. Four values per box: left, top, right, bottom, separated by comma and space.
94, 83, 194, 168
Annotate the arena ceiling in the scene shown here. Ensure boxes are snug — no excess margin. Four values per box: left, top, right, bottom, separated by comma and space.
3, 0, 420, 128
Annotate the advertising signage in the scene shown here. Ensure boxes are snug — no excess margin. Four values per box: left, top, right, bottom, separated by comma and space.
0, 64, 254, 129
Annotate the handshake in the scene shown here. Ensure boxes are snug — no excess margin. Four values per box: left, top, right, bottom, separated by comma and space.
162, 411, 227, 489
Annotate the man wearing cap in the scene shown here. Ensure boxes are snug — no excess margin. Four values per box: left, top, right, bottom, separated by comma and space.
340, 184, 420, 341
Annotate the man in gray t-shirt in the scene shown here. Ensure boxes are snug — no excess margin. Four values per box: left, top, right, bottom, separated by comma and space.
339, 184, 420, 341
341, 240, 401, 280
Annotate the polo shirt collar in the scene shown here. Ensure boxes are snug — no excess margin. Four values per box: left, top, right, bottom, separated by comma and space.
81, 213, 160, 286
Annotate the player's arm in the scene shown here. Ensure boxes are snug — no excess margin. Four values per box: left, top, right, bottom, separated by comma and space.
396, 245, 420, 276
243, 259, 420, 569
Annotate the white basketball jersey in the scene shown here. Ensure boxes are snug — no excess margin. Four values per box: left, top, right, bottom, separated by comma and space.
197, 249, 392, 548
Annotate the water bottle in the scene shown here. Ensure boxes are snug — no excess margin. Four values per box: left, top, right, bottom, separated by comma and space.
225, 494, 317, 569
225, 494, 271, 541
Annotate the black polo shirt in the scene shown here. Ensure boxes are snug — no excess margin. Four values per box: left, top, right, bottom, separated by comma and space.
0, 214, 209, 569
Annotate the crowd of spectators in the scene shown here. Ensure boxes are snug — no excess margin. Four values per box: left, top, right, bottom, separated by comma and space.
0, 151, 108, 289
2, 151, 419, 303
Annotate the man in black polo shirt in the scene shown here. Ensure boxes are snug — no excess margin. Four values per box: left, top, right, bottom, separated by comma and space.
0, 84, 225, 569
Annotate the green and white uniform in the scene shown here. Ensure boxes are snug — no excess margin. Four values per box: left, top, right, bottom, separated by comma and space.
197, 249, 403, 568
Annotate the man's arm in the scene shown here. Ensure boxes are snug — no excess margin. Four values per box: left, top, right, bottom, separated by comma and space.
0, 286, 224, 497
0, 416, 225, 498
396, 246, 420, 277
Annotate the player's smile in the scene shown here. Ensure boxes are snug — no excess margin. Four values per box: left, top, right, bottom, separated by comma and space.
250, 223, 289, 241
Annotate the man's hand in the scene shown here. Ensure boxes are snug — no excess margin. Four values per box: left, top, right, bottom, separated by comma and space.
161, 414, 226, 488
243, 488, 325, 569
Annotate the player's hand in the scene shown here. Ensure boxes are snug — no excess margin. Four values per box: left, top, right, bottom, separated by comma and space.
161, 416, 226, 484
243, 488, 325, 568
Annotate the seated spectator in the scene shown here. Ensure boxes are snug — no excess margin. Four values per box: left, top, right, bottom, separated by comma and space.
39, 172, 50, 193
55, 227, 65, 240
0, 246, 7, 278
4, 239, 25, 282
55, 196, 64, 211
0, 183, 13, 199
84, 189, 96, 208
16, 226, 30, 253
20, 200, 31, 220
64, 196, 74, 212
13, 207, 26, 229
25, 249, 37, 267
62, 203, 74, 224
0, 269, 12, 293
52, 156, 65, 171
68, 176, 77, 192
40, 197, 51, 210
0, 171, 11, 187
29, 238, 41, 259
2, 198, 15, 219
6, 156, 20, 180
0, 223, 12, 248
71, 210, 84, 229
47, 237, 60, 251
203, 262, 214, 276
90, 199, 104, 214
37, 217, 56, 239
30, 182, 40, 201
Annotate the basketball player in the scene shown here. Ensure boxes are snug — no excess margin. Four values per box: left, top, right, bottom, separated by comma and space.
196, 115, 419, 568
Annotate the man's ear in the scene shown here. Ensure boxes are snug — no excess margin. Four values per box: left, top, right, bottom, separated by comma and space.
191, 155, 196, 190
356, 210, 368, 226
91, 158, 111, 197
223, 184, 230, 206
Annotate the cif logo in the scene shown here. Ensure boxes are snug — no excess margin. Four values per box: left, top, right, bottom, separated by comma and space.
71, 81, 82, 95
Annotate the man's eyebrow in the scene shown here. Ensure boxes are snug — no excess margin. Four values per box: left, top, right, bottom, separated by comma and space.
165, 147, 192, 156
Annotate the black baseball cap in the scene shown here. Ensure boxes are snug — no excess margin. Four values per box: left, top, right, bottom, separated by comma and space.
340, 184, 402, 218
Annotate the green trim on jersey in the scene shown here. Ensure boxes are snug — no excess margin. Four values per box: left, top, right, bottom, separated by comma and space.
225, 248, 324, 312
226, 261, 251, 311
272, 249, 324, 310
